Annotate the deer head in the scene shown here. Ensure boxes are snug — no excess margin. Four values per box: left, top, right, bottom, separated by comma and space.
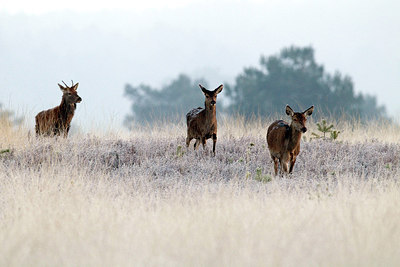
58, 80, 82, 104
286, 105, 314, 133
199, 84, 223, 110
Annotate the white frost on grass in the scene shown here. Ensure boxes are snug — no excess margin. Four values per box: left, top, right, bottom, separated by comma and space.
0, 118, 399, 266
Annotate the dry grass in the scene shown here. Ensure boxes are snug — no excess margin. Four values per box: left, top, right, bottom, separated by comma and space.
1, 117, 400, 266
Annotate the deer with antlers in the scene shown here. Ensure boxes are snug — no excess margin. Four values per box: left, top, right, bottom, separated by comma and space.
186, 84, 223, 156
267, 105, 314, 175
35, 81, 82, 137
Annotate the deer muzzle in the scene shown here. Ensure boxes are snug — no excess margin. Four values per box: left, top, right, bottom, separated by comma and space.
301, 127, 307, 133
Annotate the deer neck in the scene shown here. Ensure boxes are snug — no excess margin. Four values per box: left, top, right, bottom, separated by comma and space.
288, 124, 302, 150
60, 98, 76, 120
204, 103, 216, 124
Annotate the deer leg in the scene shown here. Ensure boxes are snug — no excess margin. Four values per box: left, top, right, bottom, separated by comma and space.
212, 134, 217, 156
35, 123, 40, 136
281, 153, 291, 174
194, 139, 200, 150
202, 137, 210, 156
271, 155, 279, 176
63, 126, 70, 138
280, 158, 289, 175
53, 122, 60, 136
202, 137, 207, 150
186, 137, 192, 151
289, 155, 297, 173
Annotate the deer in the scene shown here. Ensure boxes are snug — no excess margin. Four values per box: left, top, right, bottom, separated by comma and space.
186, 84, 223, 156
35, 81, 82, 138
266, 105, 314, 176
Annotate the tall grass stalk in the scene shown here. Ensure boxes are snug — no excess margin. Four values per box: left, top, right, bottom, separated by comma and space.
0, 116, 399, 266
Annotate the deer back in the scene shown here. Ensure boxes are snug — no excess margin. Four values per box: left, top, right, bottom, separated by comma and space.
186, 107, 211, 138
267, 120, 293, 155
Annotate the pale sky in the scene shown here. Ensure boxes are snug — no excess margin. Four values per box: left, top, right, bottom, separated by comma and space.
2, 0, 254, 14
1, 0, 399, 130
1, 0, 185, 13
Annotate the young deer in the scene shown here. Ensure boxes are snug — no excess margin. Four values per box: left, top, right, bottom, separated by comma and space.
267, 105, 314, 175
186, 84, 223, 156
35, 81, 82, 137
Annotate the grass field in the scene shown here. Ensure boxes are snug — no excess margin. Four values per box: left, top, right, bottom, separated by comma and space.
1, 116, 400, 266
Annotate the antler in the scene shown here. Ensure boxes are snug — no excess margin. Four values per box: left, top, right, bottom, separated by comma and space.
71, 80, 74, 86
62, 80, 68, 88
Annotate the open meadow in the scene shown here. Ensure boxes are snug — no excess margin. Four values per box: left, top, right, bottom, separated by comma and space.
1, 116, 400, 266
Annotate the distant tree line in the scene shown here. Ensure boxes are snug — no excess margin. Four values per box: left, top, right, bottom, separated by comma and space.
0, 103, 23, 126
124, 75, 207, 127
124, 46, 386, 126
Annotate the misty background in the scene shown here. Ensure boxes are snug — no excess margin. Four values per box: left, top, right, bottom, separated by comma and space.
1, 0, 399, 131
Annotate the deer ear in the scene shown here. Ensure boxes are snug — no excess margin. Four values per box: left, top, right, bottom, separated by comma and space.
214, 84, 223, 94
72, 82, 79, 91
303, 105, 314, 116
199, 84, 208, 95
285, 105, 294, 116
58, 83, 67, 92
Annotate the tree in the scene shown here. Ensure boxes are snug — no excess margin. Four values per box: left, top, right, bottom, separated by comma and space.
0, 103, 23, 127
124, 74, 207, 126
124, 46, 386, 126
225, 46, 386, 120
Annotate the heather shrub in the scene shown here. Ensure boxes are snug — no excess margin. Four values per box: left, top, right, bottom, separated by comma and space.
0, 117, 399, 266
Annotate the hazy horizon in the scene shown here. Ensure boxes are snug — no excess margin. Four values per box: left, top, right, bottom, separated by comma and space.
1, 0, 399, 130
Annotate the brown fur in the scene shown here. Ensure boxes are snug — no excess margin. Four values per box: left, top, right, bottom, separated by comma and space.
35, 81, 82, 138
266, 105, 314, 175
186, 84, 223, 155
